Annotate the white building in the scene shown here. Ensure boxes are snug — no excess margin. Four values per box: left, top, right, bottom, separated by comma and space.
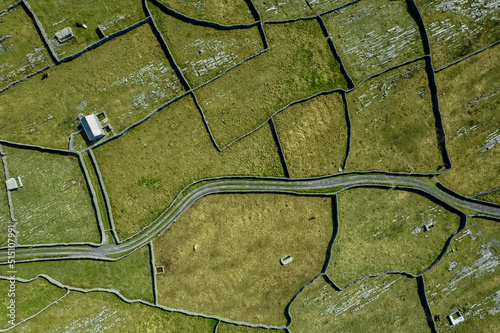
80, 114, 105, 142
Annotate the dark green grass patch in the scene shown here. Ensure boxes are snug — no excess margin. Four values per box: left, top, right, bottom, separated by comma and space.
346, 60, 443, 173
416, 0, 500, 69
0, 276, 67, 330
0, 158, 10, 248
476, 189, 500, 206
424, 218, 500, 332
0, 24, 184, 149
28, 0, 145, 58
218, 322, 284, 332
289, 274, 427, 332
154, 193, 333, 325
3, 146, 100, 245
195, 19, 347, 148
273, 92, 348, 178
436, 46, 499, 196
156, 0, 254, 25
323, 0, 425, 84
254, 0, 350, 21
327, 187, 461, 287
0, 244, 153, 302
150, 2, 263, 88
94, 95, 283, 240
0, 6, 52, 89
9, 289, 217, 332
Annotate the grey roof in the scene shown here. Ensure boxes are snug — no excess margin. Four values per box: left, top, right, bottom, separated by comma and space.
6, 177, 22, 191
81, 114, 105, 142
55, 27, 73, 43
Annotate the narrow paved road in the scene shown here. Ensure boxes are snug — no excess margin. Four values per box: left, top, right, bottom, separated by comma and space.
1, 173, 499, 263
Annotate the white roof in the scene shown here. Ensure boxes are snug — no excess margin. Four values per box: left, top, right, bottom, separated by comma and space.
81, 114, 105, 142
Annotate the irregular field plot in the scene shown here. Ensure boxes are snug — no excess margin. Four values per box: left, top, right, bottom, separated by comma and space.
150, 2, 263, 87
3, 146, 99, 245
10, 290, 217, 332
0, 276, 66, 330
327, 187, 461, 287
323, 0, 425, 84
0, 245, 153, 302
196, 19, 347, 148
156, 0, 254, 25
273, 92, 348, 177
289, 275, 427, 332
154, 194, 333, 325
436, 46, 499, 196
416, 0, 500, 69
424, 218, 500, 332
346, 60, 443, 173
29, 0, 144, 58
0, 6, 52, 89
0, 24, 184, 149
94, 95, 283, 240
254, 0, 350, 21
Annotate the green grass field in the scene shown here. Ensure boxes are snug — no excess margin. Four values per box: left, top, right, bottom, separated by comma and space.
0, 244, 153, 302
150, 2, 264, 88
3, 145, 100, 245
436, 46, 499, 196
273, 91, 348, 177
0, 276, 67, 330
94, 94, 284, 240
323, 0, 425, 84
8, 290, 217, 332
254, 0, 349, 21
327, 187, 461, 287
289, 274, 428, 332
195, 19, 348, 148
0, 157, 10, 248
154, 193, 333, 325
28, 0, 145, 58
346, 60, 444, 173
476, 189, 500, 206
157, 0, 254, 25
416, 0, 500, 69
0, 6, 52, 90
0, 23, 184, 149
424, 218, 500, 332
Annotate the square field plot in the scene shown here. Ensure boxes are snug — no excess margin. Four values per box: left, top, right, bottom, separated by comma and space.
0, 23, 184, 149
153, 194, 333, 325
346, 60, 444, 173
424, 218, 500, 332
27, 0, 145, 59
0, 5, 52, 90
273, 92, 348, 177
155, 0, 255, 25
322, 0, 425, 84
149, 2, 264, 88
416, 0, 500, 69
436, 46, 499, 197
195, 19, 348, 148
94, 94, 284, 241
289, 275, 428, 332
254, 0, 351, 21
2, 146, 100, 245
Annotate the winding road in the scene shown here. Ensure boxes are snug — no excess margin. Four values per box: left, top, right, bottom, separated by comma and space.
1, 173, 499, 264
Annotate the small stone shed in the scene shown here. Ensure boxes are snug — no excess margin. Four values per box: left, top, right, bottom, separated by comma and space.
55, 27, 74, 43
80, 114, 105, 142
